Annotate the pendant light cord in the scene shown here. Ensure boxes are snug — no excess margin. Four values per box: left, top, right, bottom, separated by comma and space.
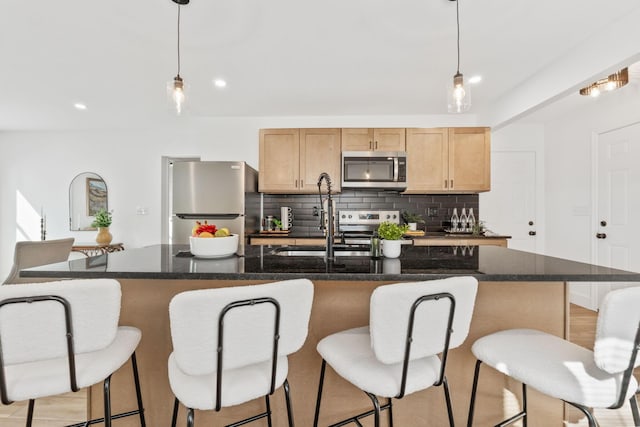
176, 5, 181, 76
456, 0, 460, 74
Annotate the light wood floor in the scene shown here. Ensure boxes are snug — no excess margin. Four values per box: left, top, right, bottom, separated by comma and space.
1, 305, 637, 426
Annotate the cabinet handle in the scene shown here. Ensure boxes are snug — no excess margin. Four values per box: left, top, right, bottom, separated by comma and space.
369, 141, 373, 150
375, 141, 378, 149
300, 179, 303, 187
444, 180, 448, 188
596, 233, 607, 239
450, 179, 453, 188
295, 179, 298, 188
529, 231, 537, 236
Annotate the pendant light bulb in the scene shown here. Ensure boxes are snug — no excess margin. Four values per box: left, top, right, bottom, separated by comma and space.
447, 0, 471, 113
172, 75, 185, 115
168, 0, 189, 115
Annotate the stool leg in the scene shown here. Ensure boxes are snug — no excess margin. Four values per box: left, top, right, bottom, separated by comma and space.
131, 352, 146, 426
442, 376, 455, 427
365, 392, 381, 427
567, 402, 598, 427
103, 375, 112, 427
171, 398, 180, 427
522, 383, 527, 427
26, 399, 35, 427
186, 408, 194, 427
388, 398, 394, 427
265, 394, 273, 427
283, 379, 295, 427
467, 360, 482, 427
630, 395, 640, 427
313, 359, 327, 427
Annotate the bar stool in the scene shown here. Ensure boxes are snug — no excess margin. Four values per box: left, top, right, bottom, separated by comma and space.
313, 276, 479, 427
0, 278, 145, 427
168, 278, 314, 427
467, 286, 640, 427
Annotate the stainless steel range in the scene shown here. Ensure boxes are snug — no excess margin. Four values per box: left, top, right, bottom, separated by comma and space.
338, 210, 400, 244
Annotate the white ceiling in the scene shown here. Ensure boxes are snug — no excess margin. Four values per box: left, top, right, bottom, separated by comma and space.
1, 0, 640, 130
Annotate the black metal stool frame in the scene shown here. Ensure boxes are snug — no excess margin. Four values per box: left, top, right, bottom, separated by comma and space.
0, 295, 146, 427
466, 321, 640, 427
171, 296, 295, 427
313, 292, 457, 427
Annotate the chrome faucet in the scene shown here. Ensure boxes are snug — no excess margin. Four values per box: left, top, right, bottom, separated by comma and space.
317, 172, 334, 260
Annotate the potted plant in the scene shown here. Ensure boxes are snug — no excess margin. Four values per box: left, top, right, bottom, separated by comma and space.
91, 209, 113, 245
377, 221, 409, 258
401, 211, 425, 231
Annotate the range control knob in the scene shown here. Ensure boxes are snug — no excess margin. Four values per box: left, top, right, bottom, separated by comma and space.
341, 214, 346, 219
348, 214, 352, 219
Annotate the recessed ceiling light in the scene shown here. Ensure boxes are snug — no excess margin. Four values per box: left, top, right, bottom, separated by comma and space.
469, 75, 482, 84
73, 103, 87, 110
213, 79, 227, 88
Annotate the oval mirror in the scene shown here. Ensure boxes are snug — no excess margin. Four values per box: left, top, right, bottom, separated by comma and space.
69, 172, 108, 231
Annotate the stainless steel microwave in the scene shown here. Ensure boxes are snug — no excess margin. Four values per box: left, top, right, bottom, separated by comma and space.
341, 151, 407, 190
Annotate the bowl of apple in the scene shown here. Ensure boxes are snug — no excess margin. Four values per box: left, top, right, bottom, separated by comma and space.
189, 221, 239, 259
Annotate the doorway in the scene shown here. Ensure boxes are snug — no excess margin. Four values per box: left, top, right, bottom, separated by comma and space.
591, 122, 640, 307
480, 150, 539, 253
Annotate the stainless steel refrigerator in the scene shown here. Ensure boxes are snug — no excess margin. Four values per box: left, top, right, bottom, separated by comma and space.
169, 161, 259, 255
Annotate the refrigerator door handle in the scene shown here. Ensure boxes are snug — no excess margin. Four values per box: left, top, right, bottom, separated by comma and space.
176, 214, 241, 220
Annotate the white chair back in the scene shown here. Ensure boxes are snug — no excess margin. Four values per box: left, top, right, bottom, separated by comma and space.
594, 286, 640, 374
169, 279, 314, 376
370, 276, 478, 364
0, 279, 121, 365
3, 238, 75, 284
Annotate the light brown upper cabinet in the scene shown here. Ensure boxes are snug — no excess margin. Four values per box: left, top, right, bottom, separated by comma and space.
341, 128, 406, 151
259, 128, 341, 194
405, 127, 490, 193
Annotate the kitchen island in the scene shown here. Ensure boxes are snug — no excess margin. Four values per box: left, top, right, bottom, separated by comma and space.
21, 244, 640, 427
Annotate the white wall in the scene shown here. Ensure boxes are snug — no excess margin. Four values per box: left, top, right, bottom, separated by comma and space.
542, 86, 640, 263
0, 113, 476, 279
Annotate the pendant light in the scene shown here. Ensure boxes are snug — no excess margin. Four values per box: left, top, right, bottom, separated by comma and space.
168, 0, 190, 115
447, 0, 471, 113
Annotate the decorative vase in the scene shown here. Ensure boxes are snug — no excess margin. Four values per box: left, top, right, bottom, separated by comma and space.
96, 227, 113, 245
382, 239, 402, 258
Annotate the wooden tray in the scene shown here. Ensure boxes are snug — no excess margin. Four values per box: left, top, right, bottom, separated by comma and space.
259, 230, 290, 234
404, 230, 426, 236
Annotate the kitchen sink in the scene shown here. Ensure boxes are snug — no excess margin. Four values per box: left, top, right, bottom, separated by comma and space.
270, 245, 371, 257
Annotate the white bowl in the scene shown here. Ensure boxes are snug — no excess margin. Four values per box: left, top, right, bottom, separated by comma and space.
189, 234, 239, 259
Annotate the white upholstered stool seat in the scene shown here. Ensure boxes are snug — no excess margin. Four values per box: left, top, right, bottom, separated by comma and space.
314, 276, 478, 427
472, 328, 638, 408
168, 279, 314, 427
468, 286, 640, 427
168, 354, 288, 410
317, 326, 441, 398
4, 326, 141, 402
0, 279, 145, 427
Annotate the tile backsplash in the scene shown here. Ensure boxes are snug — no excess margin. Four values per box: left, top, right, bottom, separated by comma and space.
262, 191, 479, 235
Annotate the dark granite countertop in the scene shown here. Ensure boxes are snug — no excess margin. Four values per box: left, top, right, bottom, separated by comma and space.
20, 244, 640, 282
248, 232, 511, 240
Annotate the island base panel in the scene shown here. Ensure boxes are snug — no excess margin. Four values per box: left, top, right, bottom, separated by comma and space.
89, 279, 566, 426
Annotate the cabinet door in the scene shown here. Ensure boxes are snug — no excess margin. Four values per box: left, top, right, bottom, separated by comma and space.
341, 128, 374, 151
404, 128, 449, 193
448, 127, 491, 192
373, 128, 406, 151
300, 128, 342, 193
259, 129, 301, 193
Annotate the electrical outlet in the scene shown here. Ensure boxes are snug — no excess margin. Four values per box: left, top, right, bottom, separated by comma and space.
312, 206, 319, 216
427, 207, 439, 217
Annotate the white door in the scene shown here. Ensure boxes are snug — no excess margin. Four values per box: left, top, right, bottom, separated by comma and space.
480, 151, 538, 252
594, 123, 640, 307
